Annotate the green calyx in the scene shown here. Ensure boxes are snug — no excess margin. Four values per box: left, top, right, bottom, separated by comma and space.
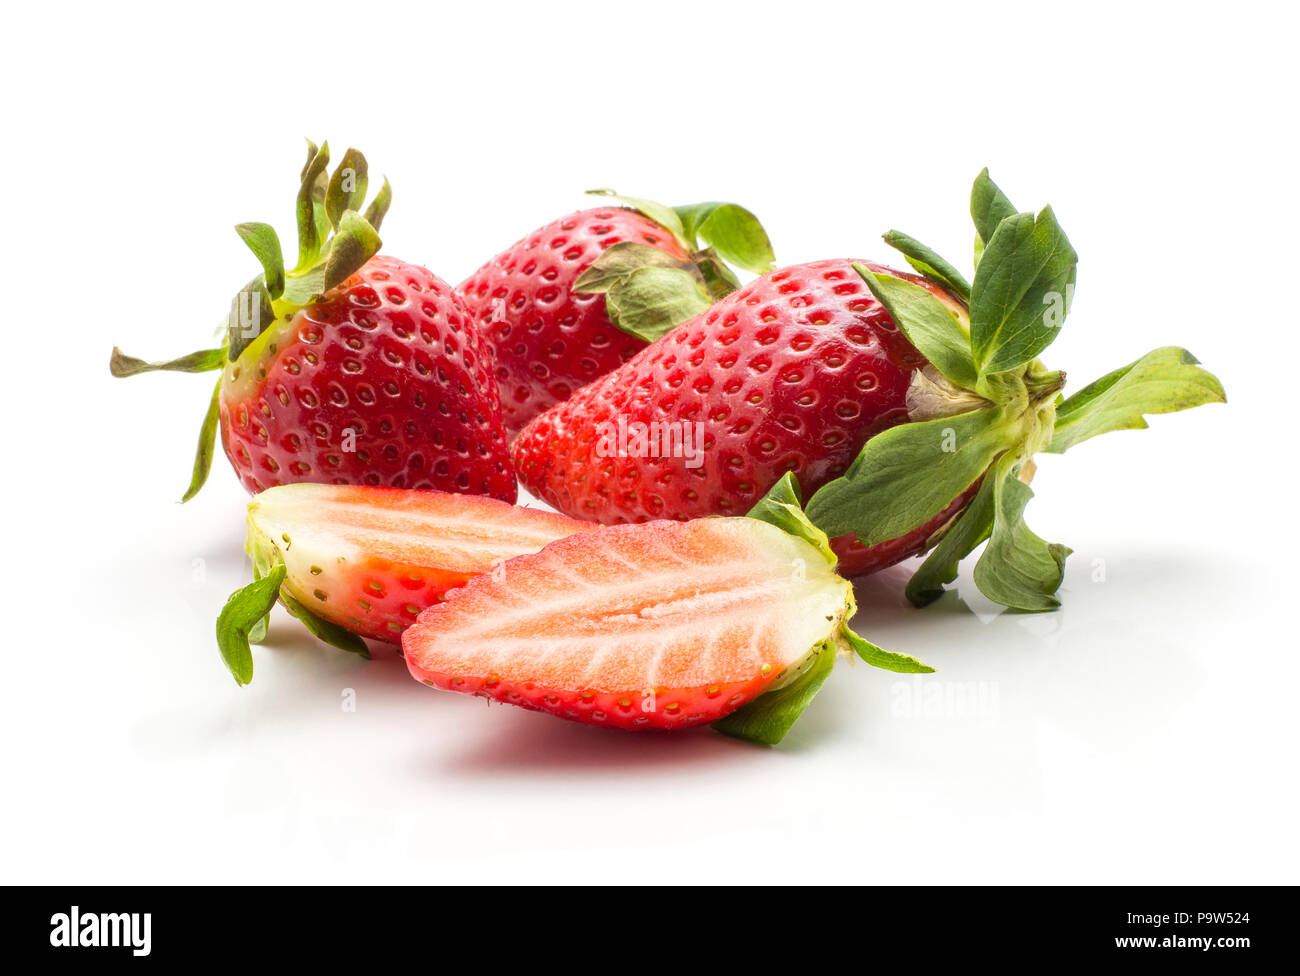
217, 511, 370, 685
716, 476, 934, 745
573, 189, 776, 342
805, 169, 1226, 613
110, 140, 391, 502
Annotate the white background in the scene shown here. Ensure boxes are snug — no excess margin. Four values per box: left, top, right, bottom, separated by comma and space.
3, 1, 1296, 884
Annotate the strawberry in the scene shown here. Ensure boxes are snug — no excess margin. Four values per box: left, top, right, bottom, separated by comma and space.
458, 191, 775, 435
112, 142, 515, 502
216, 484, 594, 684
513, 171, 1225, 611
511, 257, 966, 571
402, 476, 931, 743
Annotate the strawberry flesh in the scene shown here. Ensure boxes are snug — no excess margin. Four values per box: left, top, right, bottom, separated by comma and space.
246, 484, 594, 642
402, 518, 854, 730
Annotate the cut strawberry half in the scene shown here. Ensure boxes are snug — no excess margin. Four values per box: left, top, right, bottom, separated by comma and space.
216, 484, 594, 684
402, 475, 931, 744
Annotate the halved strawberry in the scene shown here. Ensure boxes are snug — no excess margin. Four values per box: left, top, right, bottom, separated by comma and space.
217, 484, 594, 684
402, 476, 931, 744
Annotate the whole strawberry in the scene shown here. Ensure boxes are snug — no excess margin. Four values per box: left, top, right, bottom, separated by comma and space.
511, 256, 957, 573
514, 171, 1225, 610
112, 142, 515, 502
458, 191, 775, 435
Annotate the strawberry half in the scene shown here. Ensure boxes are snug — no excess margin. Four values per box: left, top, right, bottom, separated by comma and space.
458, 191, 776, 435
402, 476, 931, 744
514, 171, 1226, 611
216, 484, 593, 684
112, 141, 515, 502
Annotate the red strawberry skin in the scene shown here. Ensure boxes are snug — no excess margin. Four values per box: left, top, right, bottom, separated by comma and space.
458, 207, 689, 436
220, 255, 516, 501
511, 258, 967, 575
414, 660, 764, 731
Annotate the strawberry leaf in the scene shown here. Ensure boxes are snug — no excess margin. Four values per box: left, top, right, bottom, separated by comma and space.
882, 230, 971, 302
234, 223, 285, 300
109, 347, 225, 377
323, 211, 382, 293
603, 266, 713, 342
226, 278, 277, 361
674, 202, 776, 274
854, 264, 978, 389
216, 562, 287, 685
281, 592, 371, 659
969, 206, 1077, 376
971, 168, 1018, 248
905, 473, 996, 606
712, 640, 836, 745
693, 252, 743, 300
806, 405, 1012, 546
364, 177, 392, 233
181, 379, 222, 503
295, 141, 331, 268
1045, 346, 1226, 454
325, 148, 368, 231
746, 473, 835, 566
573, 242, 692, 293
972, 465, 1070, 612
839, 625, 934, 673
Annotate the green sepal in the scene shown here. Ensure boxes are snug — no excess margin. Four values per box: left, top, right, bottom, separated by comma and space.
969, 206, 1078, 376
323, 211, 383, 293
972, 463, 1071, 612
109, 346, 225, 377
248, 614, 269, 645
583, 189, 776, 341
363, 177, 392, 233
280, 591, 371, 659
325, 148, 368, 231
603, 266, 713, 342
300, 139, 320, 182
586, 188, 687, 243
573, 241, 691, 293
225, 278, 276, 361
1045, 347, 1226, 454
216, 562, 287, 685
280, 267, 326, 307
746, 473, 836, 567
712, 640, 836, 745
839, 624, 934, 673
854, 264, 977, 389
673, 202, 776, 274
971, 168, 1019, 249
693, 252, 743, 300
295, 141, 331, 268
905, 472, 996, 607
181, 378, 222, 503
234, 222, 285, 300
882, 230, 971, 302
806, 405, 1012, 547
